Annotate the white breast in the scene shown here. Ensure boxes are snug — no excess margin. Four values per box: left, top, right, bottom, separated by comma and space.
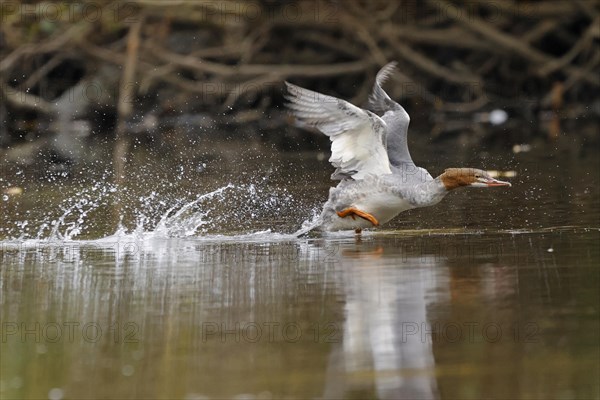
354, 191, 415, 225
325, 190, 415, 231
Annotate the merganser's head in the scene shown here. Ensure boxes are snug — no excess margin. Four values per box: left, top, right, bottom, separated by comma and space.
441, 168, 512, 190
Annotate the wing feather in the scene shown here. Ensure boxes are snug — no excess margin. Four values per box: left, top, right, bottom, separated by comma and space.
285, 82, 391, 180
366, 62, 414, 166
368, 61, 399, 113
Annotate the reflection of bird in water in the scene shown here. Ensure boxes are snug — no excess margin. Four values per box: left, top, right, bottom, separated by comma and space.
286, 62, 511, 233
320, 243, 449, 399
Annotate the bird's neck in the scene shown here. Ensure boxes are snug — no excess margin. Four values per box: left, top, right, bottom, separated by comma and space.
416, 171, 473, 203
404, 176, 449, 207
417, 169, 475, 204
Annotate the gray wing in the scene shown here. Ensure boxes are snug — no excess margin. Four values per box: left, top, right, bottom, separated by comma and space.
368, 62, 414, 167
285, 82, 392, 181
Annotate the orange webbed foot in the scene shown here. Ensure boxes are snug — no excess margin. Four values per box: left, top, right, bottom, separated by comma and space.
336, 207, 379, 226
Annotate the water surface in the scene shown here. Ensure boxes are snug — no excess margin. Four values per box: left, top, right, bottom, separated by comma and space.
1, 138, 599, 399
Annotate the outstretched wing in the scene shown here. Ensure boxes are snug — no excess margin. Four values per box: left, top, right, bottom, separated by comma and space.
285, 82, 392, 180
368, 61, 399, 113
367, 62, 413, 167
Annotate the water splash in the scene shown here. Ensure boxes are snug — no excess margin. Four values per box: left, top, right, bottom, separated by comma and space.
152, 183, 235, 237
45, 183, 117, 241
2, 177, 321, 244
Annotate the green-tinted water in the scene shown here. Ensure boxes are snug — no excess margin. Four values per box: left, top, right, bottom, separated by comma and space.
1, 138, 599, 399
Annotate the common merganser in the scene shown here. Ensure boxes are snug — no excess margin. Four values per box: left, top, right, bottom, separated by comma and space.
285, 62, 511, 232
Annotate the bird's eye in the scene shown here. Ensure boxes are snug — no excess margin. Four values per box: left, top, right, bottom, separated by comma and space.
475, 174, 481, 178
